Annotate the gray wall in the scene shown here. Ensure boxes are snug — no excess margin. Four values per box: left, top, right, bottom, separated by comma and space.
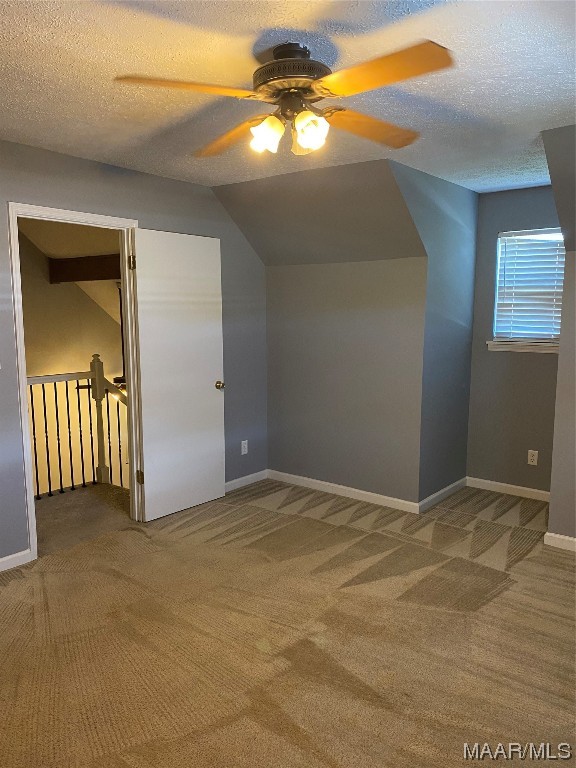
214, 159, 424, 266
543, 125, 575, 538
267, 259, 427, 502
542, 125, 576, 252
216, 158, 430, 502
548, 254, 575, 537
0, 140, 267, 559
467, 186, 560, 491
391, 163, 477, 500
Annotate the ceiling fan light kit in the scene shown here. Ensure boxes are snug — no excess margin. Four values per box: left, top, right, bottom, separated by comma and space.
116, 39, 453, 158
292, 110, 330, 152
249, 114, 285, 153
247, 107, 331, 156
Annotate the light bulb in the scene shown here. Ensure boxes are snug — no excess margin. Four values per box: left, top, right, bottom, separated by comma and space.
249, 115, 285, 154
294, 110, 330, 152
291, 124, 313, 155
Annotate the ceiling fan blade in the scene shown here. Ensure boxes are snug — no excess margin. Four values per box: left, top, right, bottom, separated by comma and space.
194, 115, 271, 157
115, 75, 262, 100
324, 108, 419, 149
312, 40, 453, 98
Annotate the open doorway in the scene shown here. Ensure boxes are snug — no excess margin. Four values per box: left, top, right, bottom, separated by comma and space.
18, 218, 130, 554
8, 205, 142, 558
8, 203, 226, 568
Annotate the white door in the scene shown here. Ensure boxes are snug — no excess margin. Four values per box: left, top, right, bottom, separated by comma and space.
134, 229, 225, 521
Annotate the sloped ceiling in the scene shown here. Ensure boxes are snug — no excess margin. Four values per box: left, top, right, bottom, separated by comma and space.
76, 281, 121, 324
17, 219, 120, 258
0, 1, 574, 191
17, 220, 122, 322
214, 158, 427, 265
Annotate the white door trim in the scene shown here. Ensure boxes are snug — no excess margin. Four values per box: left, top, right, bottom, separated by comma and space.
6, 203, 139, 566
8, 203, 137, 229
118, 228, 145, 522
0, 548, 35, 572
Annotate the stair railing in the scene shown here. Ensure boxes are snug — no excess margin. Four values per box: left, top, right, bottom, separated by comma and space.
27, 354, 128, 499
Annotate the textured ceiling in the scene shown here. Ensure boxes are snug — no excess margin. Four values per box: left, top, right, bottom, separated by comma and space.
1, 1, 574, 191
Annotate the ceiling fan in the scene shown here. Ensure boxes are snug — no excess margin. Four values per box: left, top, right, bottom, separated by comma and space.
116, 40, 453, 158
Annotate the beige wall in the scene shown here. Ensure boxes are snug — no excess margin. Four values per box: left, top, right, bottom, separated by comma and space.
19, 233, 123, 380
19, 233, 127, 495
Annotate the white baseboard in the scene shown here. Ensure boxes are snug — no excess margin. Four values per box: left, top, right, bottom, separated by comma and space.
225, 470, 269, 493
231, 471, 551, 515
418, 478, 467, 513
1, 473, 563, 573
267, 470, 419, 513
466, 477, 550, 502
543, 532, 576, 552
0, 548, 35, 574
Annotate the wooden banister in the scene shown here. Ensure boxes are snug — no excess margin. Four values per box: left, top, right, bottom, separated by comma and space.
103, 377, 127, 406
27, 371, 91, 385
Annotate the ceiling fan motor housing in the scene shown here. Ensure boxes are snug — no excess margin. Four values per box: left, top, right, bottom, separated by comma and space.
253, 42, 331, 101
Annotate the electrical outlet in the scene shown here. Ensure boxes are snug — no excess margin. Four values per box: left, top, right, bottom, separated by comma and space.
241, 440, 248, 456
528, 450, 538, 466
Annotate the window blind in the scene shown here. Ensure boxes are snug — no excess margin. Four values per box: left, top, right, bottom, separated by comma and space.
494, 228, 566, 341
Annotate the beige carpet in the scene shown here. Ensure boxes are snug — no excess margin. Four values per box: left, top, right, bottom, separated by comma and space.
34, 484, 131, 556
0, 480, 574, 767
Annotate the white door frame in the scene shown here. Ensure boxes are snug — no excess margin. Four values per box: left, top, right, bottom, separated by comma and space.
7, 203, 142, 565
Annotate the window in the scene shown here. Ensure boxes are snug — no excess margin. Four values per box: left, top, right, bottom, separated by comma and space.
489, 227, 566, 352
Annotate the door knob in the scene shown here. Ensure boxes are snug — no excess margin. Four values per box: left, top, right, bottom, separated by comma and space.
215, 380, 225, 390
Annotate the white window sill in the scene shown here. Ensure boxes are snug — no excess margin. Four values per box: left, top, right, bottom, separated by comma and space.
487, 340, 559, 354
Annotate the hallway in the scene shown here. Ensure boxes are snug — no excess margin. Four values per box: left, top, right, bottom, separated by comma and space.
34, 484, 130, 556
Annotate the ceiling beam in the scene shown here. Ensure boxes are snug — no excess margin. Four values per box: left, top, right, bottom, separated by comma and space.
48, 254, 121, 283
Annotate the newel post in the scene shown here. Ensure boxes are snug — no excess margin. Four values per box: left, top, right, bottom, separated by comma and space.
90, 354, 110, 484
